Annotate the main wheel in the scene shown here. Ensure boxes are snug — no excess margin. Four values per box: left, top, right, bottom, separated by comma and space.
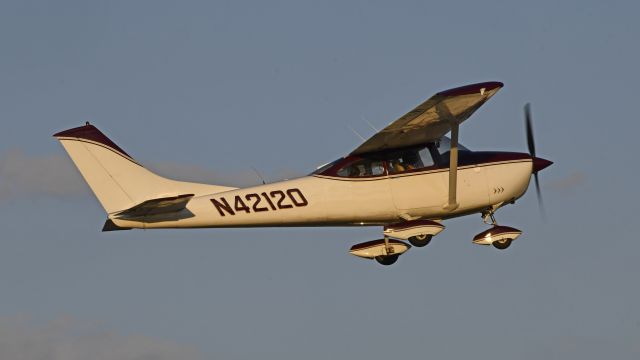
375, 254, 399, 266
408, 234, 433, 247
492, 238, 512, 250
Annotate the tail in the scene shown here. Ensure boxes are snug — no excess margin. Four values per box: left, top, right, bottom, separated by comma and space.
54, 123, 235, 214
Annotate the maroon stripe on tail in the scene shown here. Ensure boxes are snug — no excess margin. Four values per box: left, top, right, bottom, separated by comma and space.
53, 123, 132, 158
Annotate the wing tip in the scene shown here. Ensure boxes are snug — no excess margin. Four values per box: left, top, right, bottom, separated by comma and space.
438, 81, 503, 97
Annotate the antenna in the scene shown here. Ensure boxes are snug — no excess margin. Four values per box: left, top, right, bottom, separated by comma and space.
346, 125, 366, 141
250, 166, 266, 185
362, 115, 379, 132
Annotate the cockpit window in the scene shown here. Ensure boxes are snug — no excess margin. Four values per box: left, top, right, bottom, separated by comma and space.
336, 158, 385, 177
387, 146, 435, 174
313, 137, 472, 177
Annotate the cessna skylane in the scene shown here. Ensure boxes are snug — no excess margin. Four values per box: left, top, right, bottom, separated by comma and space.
54, 81, 552, 265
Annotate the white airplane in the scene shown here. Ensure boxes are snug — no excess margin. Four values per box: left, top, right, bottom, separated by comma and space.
54, 81, 552, 266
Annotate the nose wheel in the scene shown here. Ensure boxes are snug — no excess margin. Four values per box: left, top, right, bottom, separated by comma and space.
474, 209, 522, 250
492, 238, 513, 250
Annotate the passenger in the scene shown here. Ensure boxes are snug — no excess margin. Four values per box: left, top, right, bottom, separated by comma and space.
403, 152, 421, 170
363, 164, 373, 176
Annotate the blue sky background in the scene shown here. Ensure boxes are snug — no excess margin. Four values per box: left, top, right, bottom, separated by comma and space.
1, 1, 639, 359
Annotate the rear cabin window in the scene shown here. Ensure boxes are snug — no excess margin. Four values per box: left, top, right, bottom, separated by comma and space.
337, 158, 385, 177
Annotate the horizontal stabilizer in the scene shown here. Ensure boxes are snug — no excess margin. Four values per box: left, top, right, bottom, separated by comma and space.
113, 194, 194, 219
102, 219, 131, 232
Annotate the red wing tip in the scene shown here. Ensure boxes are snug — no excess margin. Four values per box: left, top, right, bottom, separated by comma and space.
438, 81, 504, 97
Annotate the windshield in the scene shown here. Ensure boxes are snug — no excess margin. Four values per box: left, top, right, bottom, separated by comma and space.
436, 136, 469, 155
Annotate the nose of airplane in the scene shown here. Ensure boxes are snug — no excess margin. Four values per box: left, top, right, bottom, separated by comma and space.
532, 157, 553, 173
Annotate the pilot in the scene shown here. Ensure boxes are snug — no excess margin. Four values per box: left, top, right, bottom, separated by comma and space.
391, 159, 405, 173
348, 165, 361, 177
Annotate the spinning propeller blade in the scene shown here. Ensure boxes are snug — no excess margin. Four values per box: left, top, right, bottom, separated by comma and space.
524, 103, 546, 217
525, 103, 535, 157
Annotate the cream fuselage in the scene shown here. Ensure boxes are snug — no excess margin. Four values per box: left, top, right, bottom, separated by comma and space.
113, 153, 533, 229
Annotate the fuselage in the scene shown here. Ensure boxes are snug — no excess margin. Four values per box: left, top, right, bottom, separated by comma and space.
112, 149, 535, 229
53, 83, 554, 264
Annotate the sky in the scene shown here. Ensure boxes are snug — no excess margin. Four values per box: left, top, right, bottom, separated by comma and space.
1, 0, 639, 359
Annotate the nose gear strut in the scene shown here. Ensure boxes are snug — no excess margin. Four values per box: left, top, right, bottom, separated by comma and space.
476, 206, 521, 250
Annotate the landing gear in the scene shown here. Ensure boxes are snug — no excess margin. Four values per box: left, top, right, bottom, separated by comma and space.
492, 238, 512, 250
482, 208, 499, 226
375, 254, 399, 265
349, 237, 410, 266
473, 207, 522, 249
377, 236, 400, 266
408, 234, 432, 247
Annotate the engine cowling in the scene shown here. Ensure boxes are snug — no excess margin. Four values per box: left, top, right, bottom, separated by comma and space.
383, 219, 444, 241
349, 239, 411, 259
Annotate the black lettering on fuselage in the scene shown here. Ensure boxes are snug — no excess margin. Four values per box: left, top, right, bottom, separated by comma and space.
210, 188, 308, 217
211, 198, 235, 216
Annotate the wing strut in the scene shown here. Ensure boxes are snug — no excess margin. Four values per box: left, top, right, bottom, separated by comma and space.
443, 122, 460, 211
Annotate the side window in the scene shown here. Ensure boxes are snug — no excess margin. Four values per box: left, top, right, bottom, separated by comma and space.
388, 146, 434, 174
418, 147, 435, 167
337, 158, 385, 177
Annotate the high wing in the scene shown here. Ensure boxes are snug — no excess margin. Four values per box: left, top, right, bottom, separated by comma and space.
351, 81, 503, 155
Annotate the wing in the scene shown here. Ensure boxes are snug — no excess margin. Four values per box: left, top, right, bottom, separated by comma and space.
351, 81, 503, 155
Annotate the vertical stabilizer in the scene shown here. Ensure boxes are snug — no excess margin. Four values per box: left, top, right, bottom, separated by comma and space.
54, 123, 235, 214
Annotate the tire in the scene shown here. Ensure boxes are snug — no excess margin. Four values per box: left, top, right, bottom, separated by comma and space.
408, 234, 432, 247
492, 238, 512, 250
375, 254, 399, 266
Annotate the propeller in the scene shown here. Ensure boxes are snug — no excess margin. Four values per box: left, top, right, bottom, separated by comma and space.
524, 103, 545, 217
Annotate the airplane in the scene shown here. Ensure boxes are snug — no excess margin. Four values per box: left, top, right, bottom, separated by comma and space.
54, 81, 552, 266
